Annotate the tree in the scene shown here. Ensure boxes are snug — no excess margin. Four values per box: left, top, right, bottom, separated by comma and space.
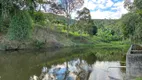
31, 11, 46, 26
124, 0, 142, 14
134, 0, 142, 10
48, 0, 84, 37
122, 0, 142, 43
76, 7, 90, 37
121, 13, 142, 42
0, 0, 37, 18
0, 0, 52, 39
7, 11, 32, 40
0, 0, 48, 33
124, 0, 133, 10
76, 7, 91, 21
0, 0, 51, 24
76, 7, 96, 36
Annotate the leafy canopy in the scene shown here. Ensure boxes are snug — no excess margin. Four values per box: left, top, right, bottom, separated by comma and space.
122, 0, 142, 43
7, 11, 32, 40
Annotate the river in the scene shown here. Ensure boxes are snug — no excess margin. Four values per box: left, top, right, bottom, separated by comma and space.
0, 47, 127, 80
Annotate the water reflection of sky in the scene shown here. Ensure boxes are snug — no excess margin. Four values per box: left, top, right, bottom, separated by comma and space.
30, 59, 124, 80
90, 61, 123, 80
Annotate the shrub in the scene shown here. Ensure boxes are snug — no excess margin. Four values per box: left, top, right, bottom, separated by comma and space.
31, 11, 46, 26
0, 16, 10, 33
7, 11, 32, 40
33, 40, 45, 49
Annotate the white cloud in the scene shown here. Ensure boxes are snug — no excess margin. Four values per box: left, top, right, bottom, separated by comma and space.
84, 0, 114, 10
72, 0, 128, 19
90, 10, 120, 19
113, 1, 128, 14
83, 0, 128, 19
86, 1, 97, 10
96, 0, 106, 4
106, 0, 114, 7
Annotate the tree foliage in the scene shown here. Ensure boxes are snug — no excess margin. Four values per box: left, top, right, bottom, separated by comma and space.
97, 29, 113, 42
134, 0, 142, 10
122, 0, 142, 43
76, 7, 97, 36
124, 0, 133, 10
48, 0, 84, 16
7, 11, 32, 40
90, 25, 97, 35
0, 0, 47, 33
31, 11, 46, 26
48, 0, 84, 36
0, 0, 38, 18
77, 7, 91, 22
121, 13, 140, 38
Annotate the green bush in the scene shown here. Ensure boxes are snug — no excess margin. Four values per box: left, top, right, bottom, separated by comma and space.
31, 11, 46, 26
33, 40, 45, 49
0, 16, 10, 33
96, 29, 113, 42
121, 13, 142, 43
96, 28, 122, 42
7, 11, 32, 40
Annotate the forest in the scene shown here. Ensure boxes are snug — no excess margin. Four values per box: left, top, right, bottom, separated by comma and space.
0, 0, 141, 50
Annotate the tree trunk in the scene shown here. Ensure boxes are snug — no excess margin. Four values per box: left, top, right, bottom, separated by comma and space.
66, 14, 71, 37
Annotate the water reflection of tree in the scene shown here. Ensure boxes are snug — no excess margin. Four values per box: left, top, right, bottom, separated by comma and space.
30, 59, 92, 80
44, 48, 126, 67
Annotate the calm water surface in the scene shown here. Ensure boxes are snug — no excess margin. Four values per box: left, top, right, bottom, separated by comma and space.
0, 48, 127, 80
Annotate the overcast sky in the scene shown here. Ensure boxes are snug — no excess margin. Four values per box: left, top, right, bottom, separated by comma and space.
72, 0, 128, 19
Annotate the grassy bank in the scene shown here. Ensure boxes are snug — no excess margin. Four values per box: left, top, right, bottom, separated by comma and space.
0, 12, 131, 51
0, 26, 130, 51
135, 77, 142, 80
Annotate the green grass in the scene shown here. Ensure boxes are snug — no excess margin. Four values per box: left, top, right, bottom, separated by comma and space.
89, 36, 131, 49
135, 77, 142, 80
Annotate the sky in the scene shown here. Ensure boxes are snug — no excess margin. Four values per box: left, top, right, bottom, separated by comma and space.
72, 0, 128, 19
